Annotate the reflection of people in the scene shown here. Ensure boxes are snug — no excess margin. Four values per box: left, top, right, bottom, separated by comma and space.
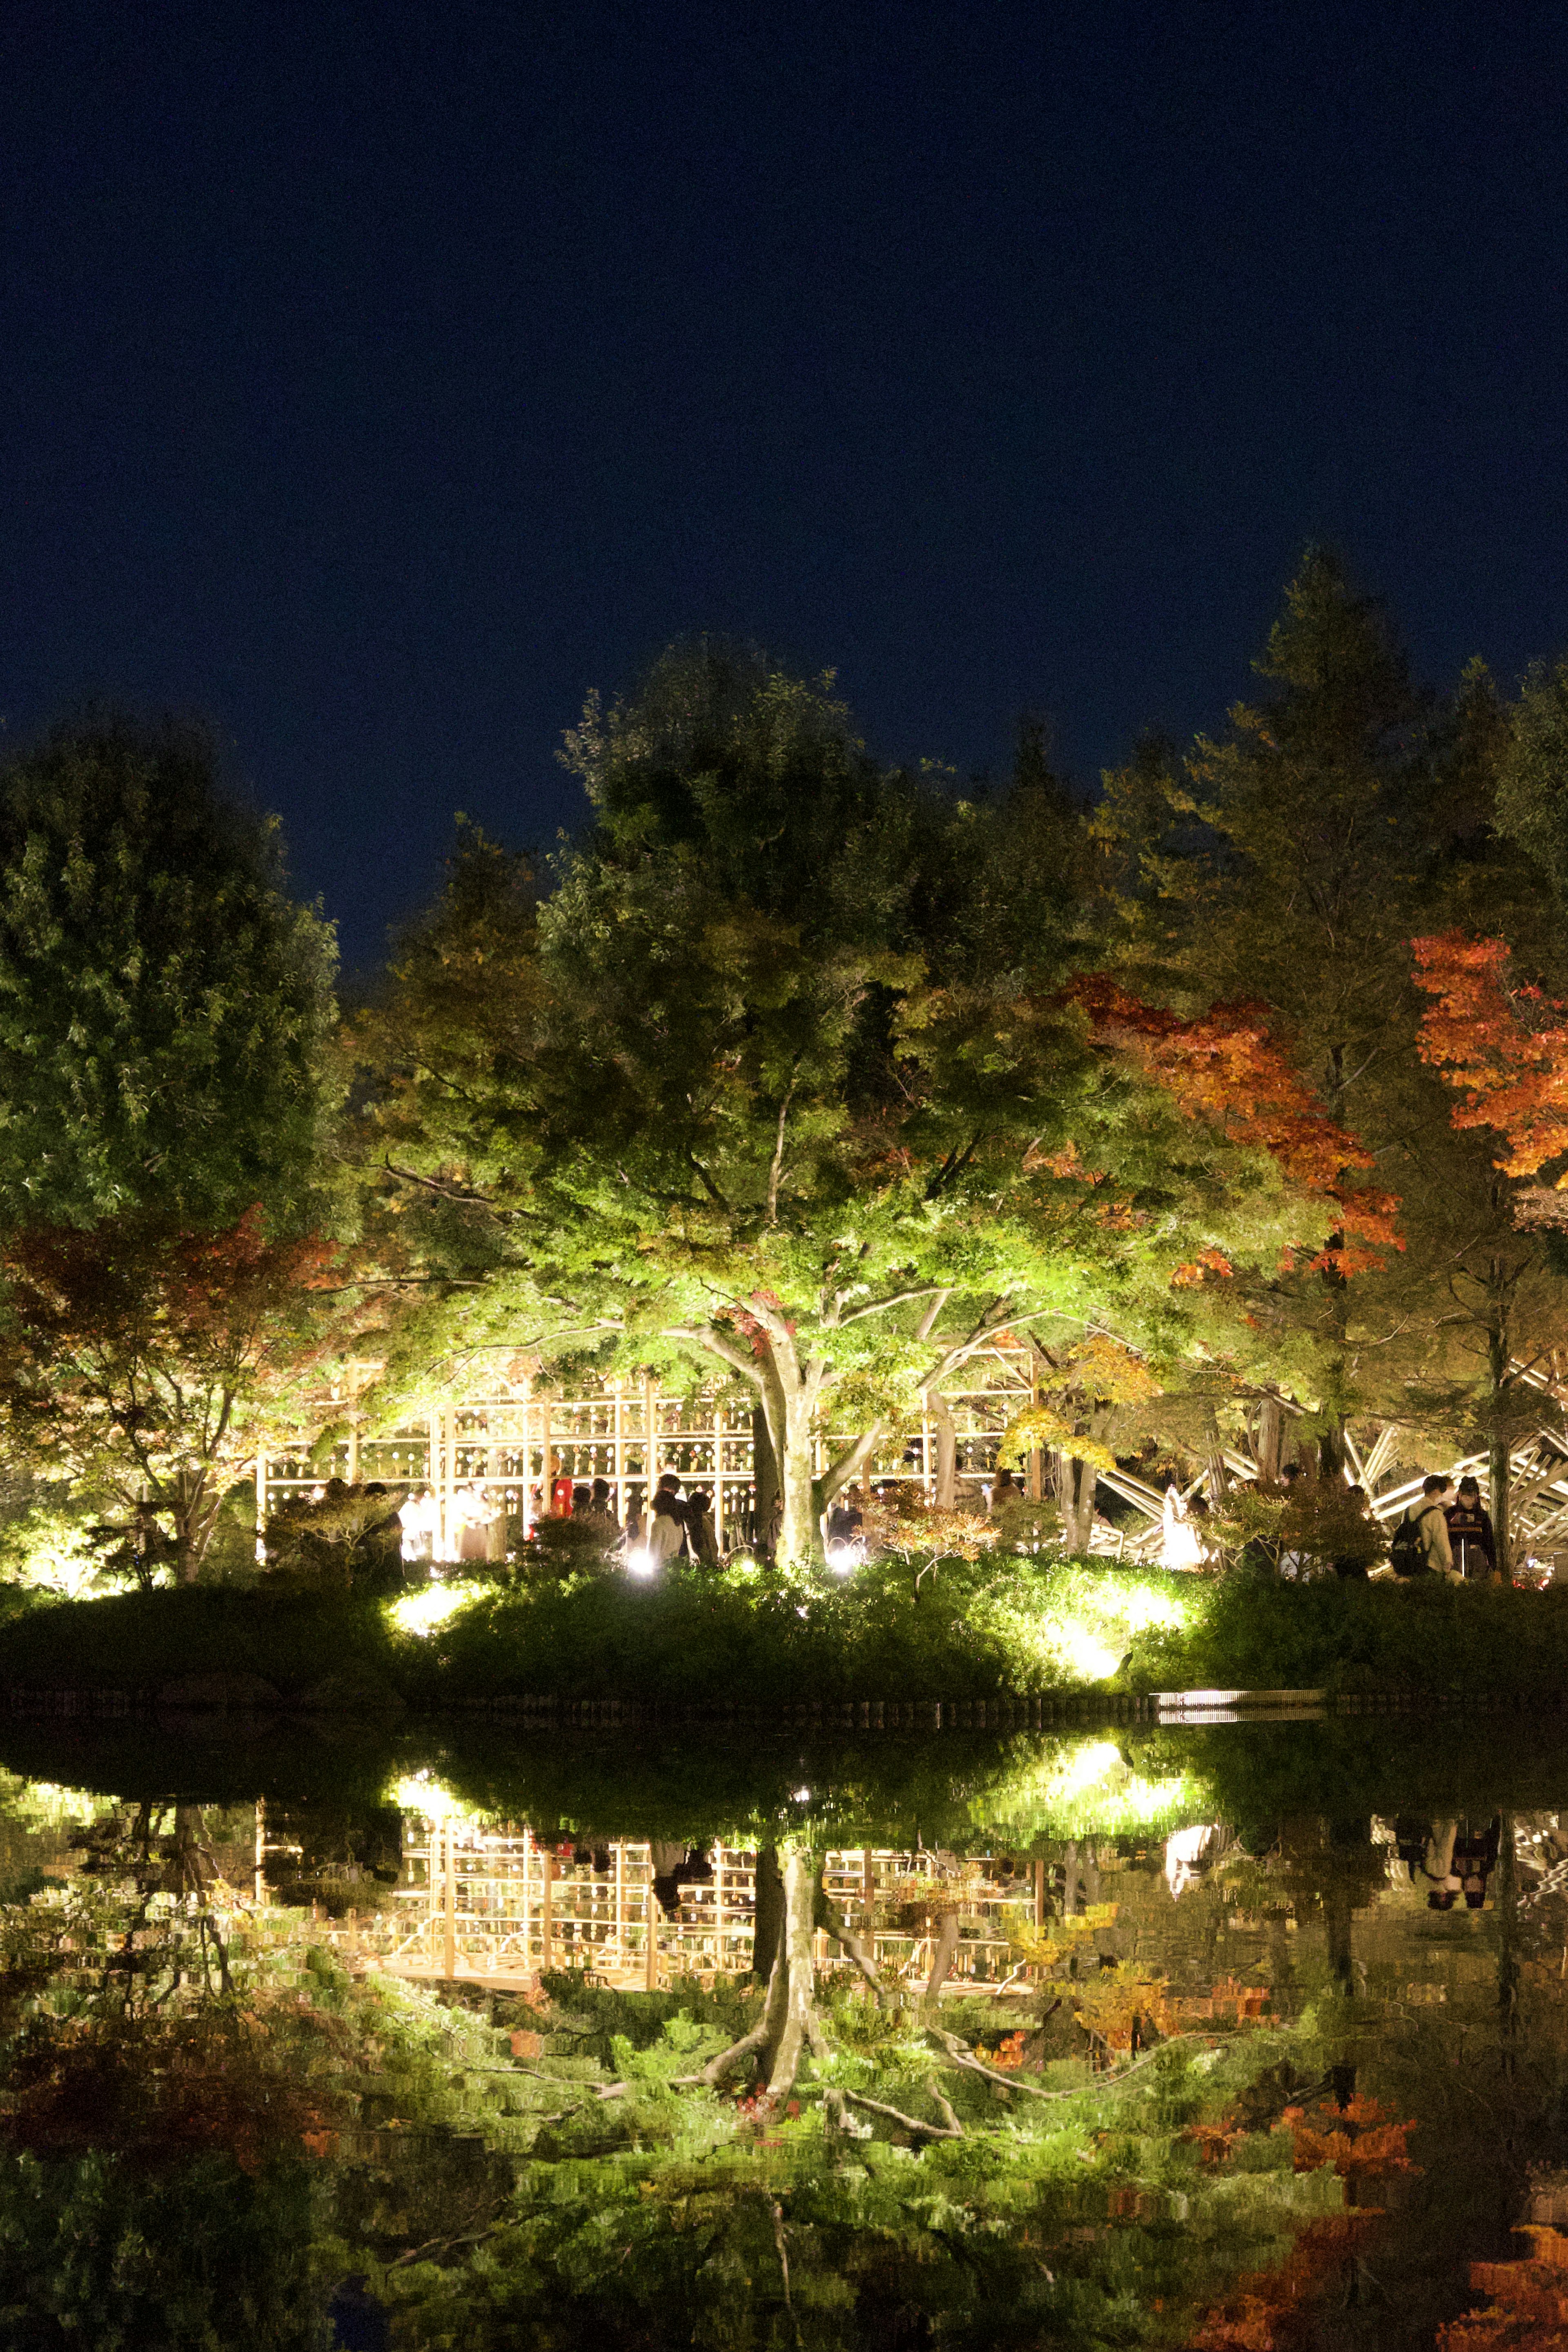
1421, 1819, 1461, 1908
1454, 1817, 1501, 1909
1404, 1815, 1500, 1910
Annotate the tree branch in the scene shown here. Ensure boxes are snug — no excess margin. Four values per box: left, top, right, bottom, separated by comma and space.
664, 1324, 766, 1393
842, 2085, 964, 2139
929, 2025, 1209, 2099
767, 1070, 801, 1227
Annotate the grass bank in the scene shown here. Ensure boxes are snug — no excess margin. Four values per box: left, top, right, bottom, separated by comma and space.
1125, 1570, 1568, 1700
6, 1557, 1566, 1716
0, 1555, 1187, 1711
0, 1586, 408, 1709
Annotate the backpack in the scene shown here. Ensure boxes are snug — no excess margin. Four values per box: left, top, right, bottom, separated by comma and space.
1388, 1509, 1428, 1577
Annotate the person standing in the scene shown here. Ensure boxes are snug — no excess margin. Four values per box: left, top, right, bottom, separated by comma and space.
685, 1488, 720, 1567
1393, 1474, 1459, 1580
581, 1477, 621, 1544
1445, 1475, 1498, 1583
644, 1488, 687, 1567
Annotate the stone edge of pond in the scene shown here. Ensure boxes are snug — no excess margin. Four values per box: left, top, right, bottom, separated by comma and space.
2, 1684, 1561, 1727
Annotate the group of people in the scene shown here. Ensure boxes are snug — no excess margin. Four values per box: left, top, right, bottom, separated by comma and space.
557, 1471, 723, 1569
1159, 1461, 1504, 1581
1390, 1471, 1498, 1581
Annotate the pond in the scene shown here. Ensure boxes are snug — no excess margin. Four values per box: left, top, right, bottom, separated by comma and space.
0, 1711, 1565, 2349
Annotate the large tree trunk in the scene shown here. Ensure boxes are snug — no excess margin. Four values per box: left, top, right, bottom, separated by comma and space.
762, 1844, 823, 2099
171, 1468, 222, 1586
1056, 1452, 1096, 1552
705, 1841, 824, 2105
752, 1406, 779, 1554
776, 1388, 820, 1569
927, 1389, 957, 1509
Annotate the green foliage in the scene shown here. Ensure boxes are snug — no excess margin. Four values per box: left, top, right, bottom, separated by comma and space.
0, 1586, 410, 1704
383, 1994, 1345, 2352
508, 1514, 616, 1581
263, 1481, 407, 1595
1495, 652, 1568, 902
0, 1505, 126, 1601
1210, 1479, 1385, 1576
412, 1554, 1198, 1707
1125, 1572, 1568, 1698
0, 716, 337, 1234
0, 2146, 324, 2350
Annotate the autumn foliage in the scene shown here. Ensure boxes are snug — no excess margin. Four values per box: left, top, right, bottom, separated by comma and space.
1441, 2224, 1568, 2351
1413, 931, 1568, 1178
1069, 979, 1402, 1274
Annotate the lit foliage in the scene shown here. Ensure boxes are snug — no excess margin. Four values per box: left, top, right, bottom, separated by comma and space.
999, 1333, 1163, 1477
356, 645, 1403, 1570
0, 1503, 120, 1599
1069, 978, 1402, 1276
1413, 930, 1568, 1178
1209, 1477, 1386, 1577
0, 1209, 360, 1582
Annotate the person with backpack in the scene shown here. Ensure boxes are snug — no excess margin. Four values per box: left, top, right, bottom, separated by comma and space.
1389, 1474, 1459, 1581
1445, 1474, 1498, 1582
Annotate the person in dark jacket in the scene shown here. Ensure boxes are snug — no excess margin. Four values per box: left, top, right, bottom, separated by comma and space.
685, 1488, 720, 1567
1445, 1475, 1498, 1582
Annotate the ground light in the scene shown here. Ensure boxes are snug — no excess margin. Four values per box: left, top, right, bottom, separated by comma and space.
386, 1579, 485, 1638
626, 1546, 656, 1578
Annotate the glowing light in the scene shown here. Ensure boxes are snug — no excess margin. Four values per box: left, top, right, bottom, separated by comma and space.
1054, 1621, 1121, 1682
792, 1787, 812, 1802
1055, 1739, 1125, 1798
826, 1539, 864, 1575
391, 1771, 466, 1820
387, 1579, 483, 1638
626, 1547, 656, 1579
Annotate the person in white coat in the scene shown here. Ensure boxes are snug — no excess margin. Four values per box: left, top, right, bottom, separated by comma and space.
643, 1489, 687, 1567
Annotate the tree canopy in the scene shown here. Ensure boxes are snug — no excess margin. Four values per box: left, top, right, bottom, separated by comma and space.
0, 718, 337, 1234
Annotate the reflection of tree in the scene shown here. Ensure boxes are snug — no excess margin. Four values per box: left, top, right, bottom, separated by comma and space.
0, 1800, 1437, 2349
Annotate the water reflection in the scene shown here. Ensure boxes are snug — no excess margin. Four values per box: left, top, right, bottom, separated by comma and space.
4, 1730, 1568, 2346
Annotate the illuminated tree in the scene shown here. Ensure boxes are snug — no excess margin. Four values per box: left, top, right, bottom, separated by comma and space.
0, 1210, 358, 1582
1406, 930, 1568, 1567
360, 652, 1374, 1564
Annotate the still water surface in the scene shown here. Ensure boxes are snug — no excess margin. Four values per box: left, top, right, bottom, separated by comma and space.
0, 1716, 1564, 2349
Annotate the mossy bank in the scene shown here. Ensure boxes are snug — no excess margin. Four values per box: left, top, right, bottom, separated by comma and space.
3, 1558, 1568, 1718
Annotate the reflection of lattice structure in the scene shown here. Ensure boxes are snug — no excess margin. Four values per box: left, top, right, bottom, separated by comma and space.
316, 1817, 1047, 1997
260, 1343, 1040, 1559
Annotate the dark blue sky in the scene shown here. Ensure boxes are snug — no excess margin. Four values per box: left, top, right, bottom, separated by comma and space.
5, 2, 1568, 968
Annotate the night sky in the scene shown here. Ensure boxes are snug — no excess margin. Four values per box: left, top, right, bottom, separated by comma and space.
5, 3, 1568, 969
